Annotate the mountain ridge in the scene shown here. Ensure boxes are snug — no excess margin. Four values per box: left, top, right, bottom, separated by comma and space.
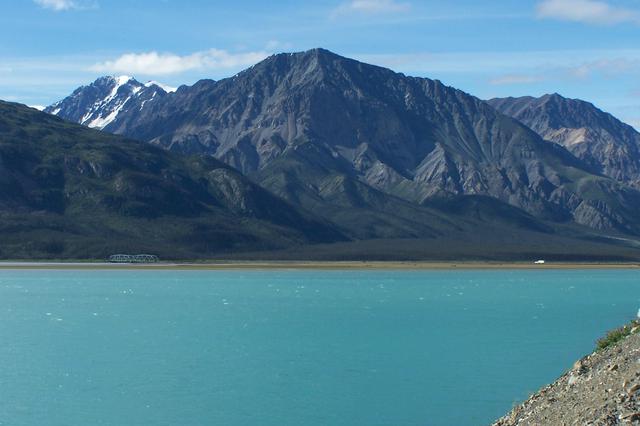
488, 93, 640, 189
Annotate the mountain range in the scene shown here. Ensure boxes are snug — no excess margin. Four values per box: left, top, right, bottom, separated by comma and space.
11, 98, 626, 260
3, 48, 640, 260
47, 49, 640, 236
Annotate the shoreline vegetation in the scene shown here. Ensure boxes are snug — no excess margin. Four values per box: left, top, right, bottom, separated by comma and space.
0, 261, 638, 270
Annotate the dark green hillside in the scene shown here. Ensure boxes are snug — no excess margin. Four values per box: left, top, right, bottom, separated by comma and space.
0, 101, 345, 259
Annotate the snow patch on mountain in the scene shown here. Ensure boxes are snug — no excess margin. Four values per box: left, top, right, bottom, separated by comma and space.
85, 98, 129, 129
145, 81, 177, 93
116, 75, 134, 86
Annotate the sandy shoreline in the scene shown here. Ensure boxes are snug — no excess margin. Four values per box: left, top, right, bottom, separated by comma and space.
0, 261, 638, 270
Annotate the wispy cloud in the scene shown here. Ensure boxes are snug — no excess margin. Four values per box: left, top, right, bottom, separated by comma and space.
34, 0, 97, 11
332, 0, 411, 17
568, 58, 640, 78
357, 49, 640, 81
264, 40, 293, 51
625, 117, 640, 130
489, 74, 545, 86
89, 49, 271, 76
490, 57, 640, 86
536, 0, 640, 25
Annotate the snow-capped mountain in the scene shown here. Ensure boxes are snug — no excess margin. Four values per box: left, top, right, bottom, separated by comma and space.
45, 76, 176, 130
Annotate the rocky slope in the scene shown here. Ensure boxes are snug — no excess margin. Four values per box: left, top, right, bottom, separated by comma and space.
488, 94, 640, 189
47, 49, 640, 236
0, 100, 344, 259
493, 323, 640, 425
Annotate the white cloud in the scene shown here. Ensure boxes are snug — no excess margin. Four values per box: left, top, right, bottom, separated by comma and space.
34, 0, 96, 11
333, 0, 411, 16
536, 0, 640, 25
489, 74, 545, 86
29, 105, 46, 111
89, 49, 271, 76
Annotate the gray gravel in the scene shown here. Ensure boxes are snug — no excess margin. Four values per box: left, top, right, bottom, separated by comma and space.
492, 330, 640, 425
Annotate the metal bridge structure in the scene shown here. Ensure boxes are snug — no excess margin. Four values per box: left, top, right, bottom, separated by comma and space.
108, 254, 160, 263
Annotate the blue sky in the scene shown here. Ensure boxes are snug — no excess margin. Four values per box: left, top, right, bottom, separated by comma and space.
2, 0, 640, 129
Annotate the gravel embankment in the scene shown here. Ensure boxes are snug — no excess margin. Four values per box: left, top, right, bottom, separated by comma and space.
492, 328, 640, 425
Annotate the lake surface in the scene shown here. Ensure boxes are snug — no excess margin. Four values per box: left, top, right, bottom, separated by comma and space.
0, 269, 638, 426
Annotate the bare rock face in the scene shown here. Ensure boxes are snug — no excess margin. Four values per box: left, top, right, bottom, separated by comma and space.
488, 94, 640, 190
47, 49, 640, 235
493, 327, 640, 426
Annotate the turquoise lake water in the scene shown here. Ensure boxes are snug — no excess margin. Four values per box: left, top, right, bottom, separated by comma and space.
0, 269, 638, 426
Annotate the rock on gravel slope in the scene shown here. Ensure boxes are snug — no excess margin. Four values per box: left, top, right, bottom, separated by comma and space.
493, 325, 640, 425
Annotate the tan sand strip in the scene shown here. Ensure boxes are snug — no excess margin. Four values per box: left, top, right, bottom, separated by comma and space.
0, 261, 638, 270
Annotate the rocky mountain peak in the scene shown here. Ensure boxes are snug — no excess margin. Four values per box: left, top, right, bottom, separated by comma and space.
265, 48, 350, 66
45, 75, 171, 130
541, 92, 565, 102
236, 48, 399, 93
